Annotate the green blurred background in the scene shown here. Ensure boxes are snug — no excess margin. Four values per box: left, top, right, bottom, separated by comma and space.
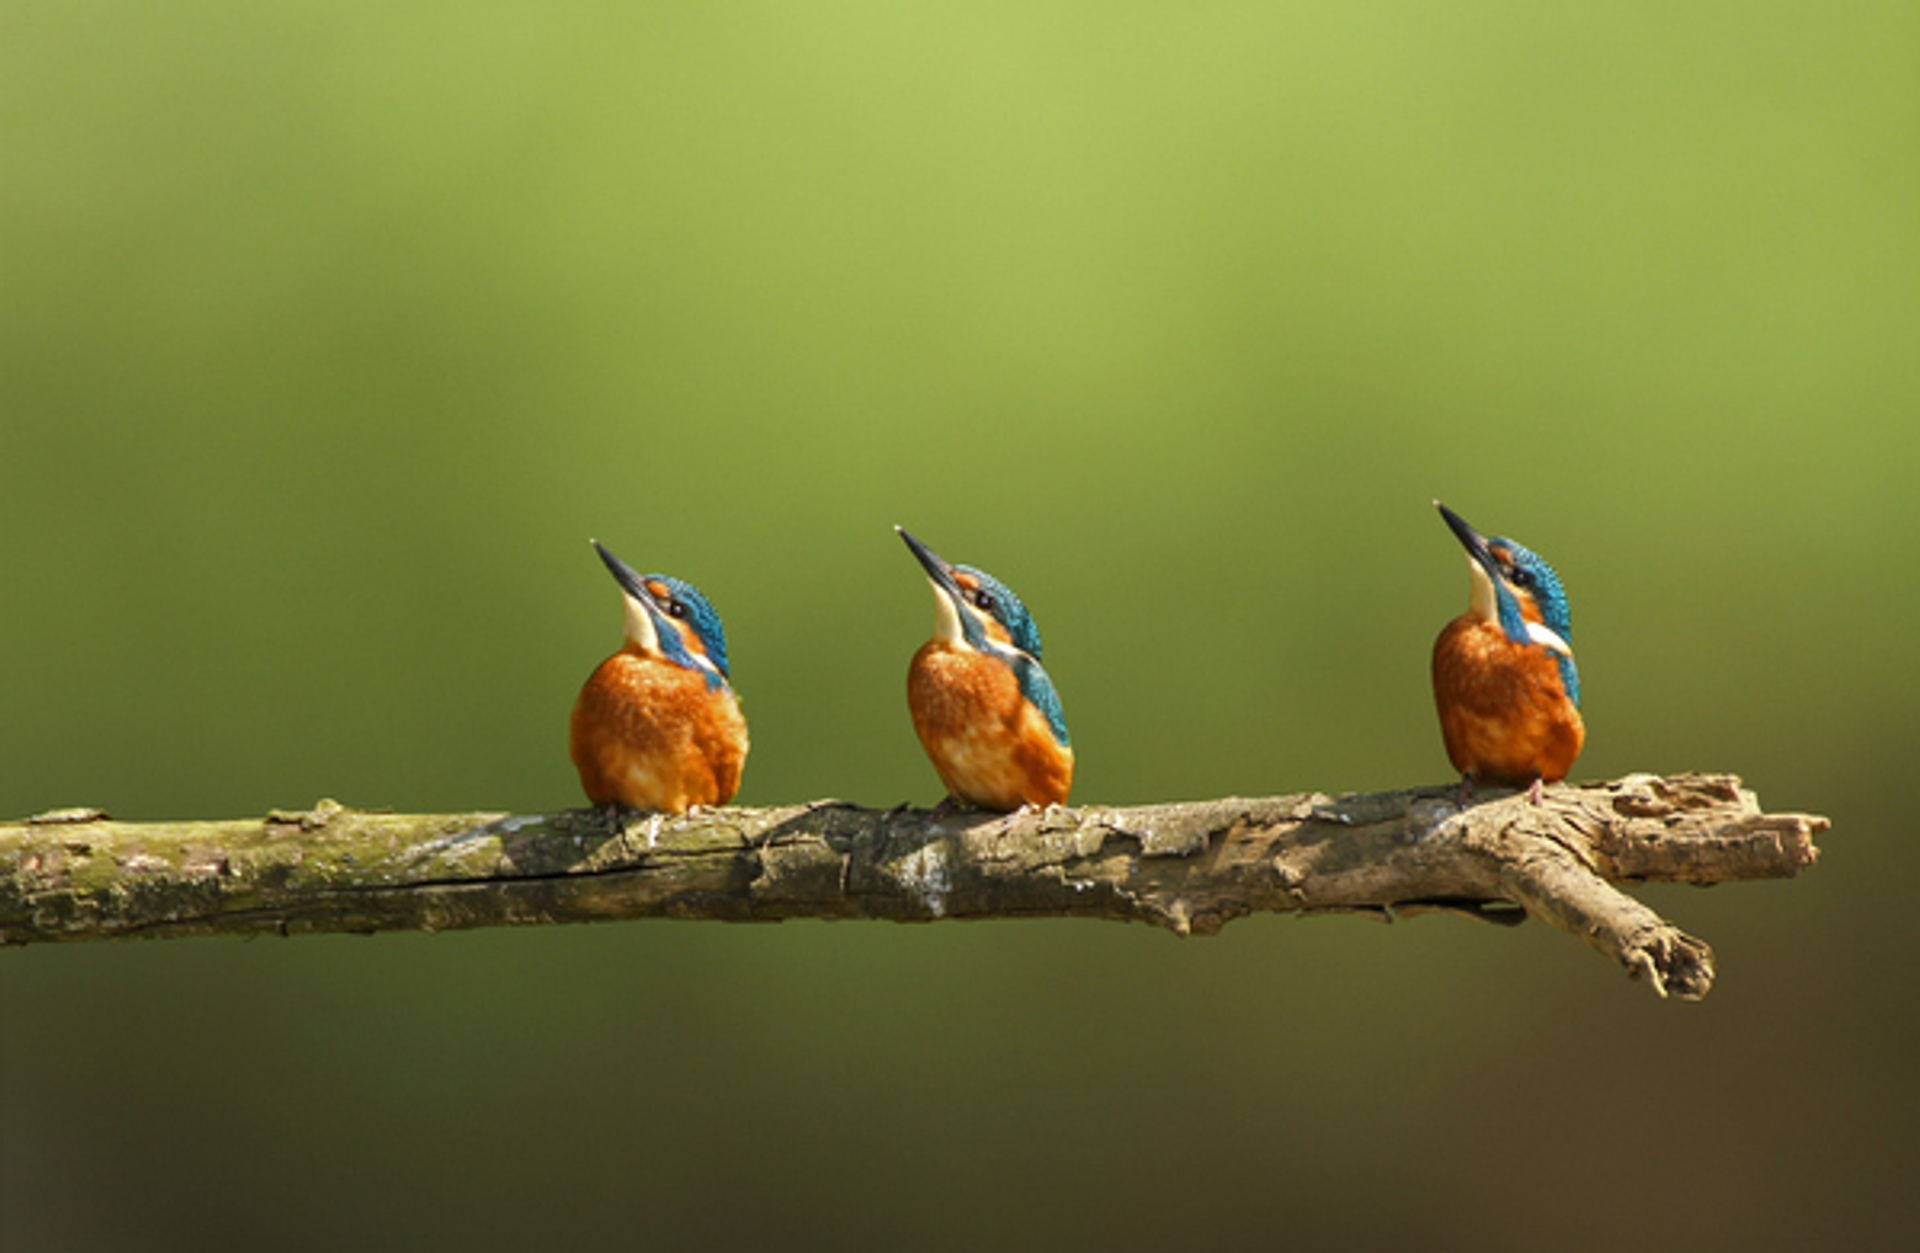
3, 3, 1916, 1249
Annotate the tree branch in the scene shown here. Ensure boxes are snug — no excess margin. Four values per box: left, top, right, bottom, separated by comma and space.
1, 773, 1825, 1000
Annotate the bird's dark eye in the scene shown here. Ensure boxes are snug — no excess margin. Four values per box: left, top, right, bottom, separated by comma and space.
667, 600, 689, 619
1510, 567, 1533, 588
972, 591, 995, 612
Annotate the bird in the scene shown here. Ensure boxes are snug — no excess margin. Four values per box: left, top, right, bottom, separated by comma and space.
897, 526, 1073, 811
569, 540, 749, 816
1430, 502, 1585, 797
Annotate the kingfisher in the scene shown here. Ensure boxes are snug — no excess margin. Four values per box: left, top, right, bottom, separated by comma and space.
897, 526, 1073, 811
1431, 502, 1585, 796
569, 541, 749, 816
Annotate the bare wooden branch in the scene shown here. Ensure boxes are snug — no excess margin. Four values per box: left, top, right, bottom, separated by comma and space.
1, 773, 1825, 1000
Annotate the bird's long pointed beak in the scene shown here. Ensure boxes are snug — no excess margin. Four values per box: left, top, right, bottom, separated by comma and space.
896, 525, 971, 645
592, 539, 666, 651
1437, 500, 1512, 612
1435, 502, 1529, 644
1435, 502, 1502, 579
896, 526, 967, 602
1436, 501, 1512, 629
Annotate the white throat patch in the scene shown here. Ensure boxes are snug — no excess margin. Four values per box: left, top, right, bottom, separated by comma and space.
928, 578, 969, 648
1466, 556, 1499, 621
622, 594, 660, 653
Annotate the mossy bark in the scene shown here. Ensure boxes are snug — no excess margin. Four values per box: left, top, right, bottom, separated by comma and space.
1, 773, 1826, 1000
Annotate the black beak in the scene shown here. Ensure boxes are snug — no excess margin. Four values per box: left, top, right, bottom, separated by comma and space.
1434, 502, 1504, 583
591, 540, 663, 613
896, 526, 968, 605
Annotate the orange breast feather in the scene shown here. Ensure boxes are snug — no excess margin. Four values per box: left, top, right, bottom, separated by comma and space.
570, 649, 748, 813
1431, 616, 1584, 787
908, 643, 1073, 810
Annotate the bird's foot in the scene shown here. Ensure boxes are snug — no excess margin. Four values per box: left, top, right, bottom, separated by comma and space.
1457, 776, 1477, 807
1527, 777, 1545, 807
928, 796, 961, 820
600, 802, 626, 834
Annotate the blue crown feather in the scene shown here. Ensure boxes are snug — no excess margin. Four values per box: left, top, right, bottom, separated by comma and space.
1491, 538, 1579, 709
955, 564, 1045, 660
646, 574, 731, 689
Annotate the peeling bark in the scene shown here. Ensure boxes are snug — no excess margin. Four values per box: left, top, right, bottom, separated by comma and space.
1, 773, 1826, 1001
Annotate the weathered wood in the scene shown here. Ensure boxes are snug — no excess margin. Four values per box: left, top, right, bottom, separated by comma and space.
0, 773, 1825, 1000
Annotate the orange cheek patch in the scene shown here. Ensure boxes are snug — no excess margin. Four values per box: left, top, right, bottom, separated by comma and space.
669, 619, 708, 661
1486, 549, 1549, 626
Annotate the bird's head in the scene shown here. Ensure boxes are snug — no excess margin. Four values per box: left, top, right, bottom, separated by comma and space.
896, 526, 1045, 662
591, 540, 731, 689
1436, 502, 1579, 704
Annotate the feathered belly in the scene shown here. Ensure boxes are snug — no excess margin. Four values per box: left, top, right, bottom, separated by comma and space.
571, 651, 749, 813
1432, 617, 1585, 786
909, 644, 1073, 810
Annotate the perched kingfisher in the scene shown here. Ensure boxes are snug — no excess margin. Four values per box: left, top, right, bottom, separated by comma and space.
1431, 502, 1585, 794
569, 541, 749, 815
897, 526, 1073, 811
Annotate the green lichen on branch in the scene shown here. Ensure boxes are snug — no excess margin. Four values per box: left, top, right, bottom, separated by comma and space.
1, 774, 1827, 1000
